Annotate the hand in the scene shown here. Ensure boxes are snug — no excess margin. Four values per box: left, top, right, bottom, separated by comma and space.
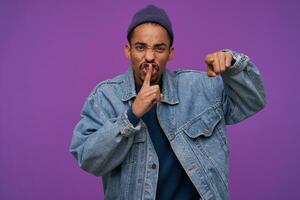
132, 64, 163, 118
205, 51, 233, 77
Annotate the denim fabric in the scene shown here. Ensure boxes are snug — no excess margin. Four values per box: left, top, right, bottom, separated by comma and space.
70, 50, 266, 200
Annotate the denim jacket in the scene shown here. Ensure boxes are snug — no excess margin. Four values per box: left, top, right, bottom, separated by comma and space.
70, 51, 266, 200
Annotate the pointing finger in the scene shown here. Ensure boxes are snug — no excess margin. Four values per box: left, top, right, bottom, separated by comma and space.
205, 55, 214, 65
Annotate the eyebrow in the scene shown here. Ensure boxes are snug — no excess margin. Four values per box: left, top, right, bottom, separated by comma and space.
154, 43, 168, 47
134, 42, 146, 46
133, 42, 168, 47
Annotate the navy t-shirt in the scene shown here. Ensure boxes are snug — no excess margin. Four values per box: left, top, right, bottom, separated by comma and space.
127, 83, 200, 200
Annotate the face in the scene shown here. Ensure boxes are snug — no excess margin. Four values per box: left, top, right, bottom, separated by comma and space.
125, 23, 174, 86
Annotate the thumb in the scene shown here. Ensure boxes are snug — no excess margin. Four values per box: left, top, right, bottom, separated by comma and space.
207, 68, 217, 77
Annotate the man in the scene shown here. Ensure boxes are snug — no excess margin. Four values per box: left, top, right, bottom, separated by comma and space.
70, 5, 266, 200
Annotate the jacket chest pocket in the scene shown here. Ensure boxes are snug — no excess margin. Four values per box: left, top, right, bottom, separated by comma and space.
183, 109, 222, 138
181, 109, 229, 195
182, 108, 229, 156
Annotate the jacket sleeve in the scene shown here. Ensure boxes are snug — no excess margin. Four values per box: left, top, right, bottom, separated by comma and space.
219, 50, 266, 125
69, 87, 142, 176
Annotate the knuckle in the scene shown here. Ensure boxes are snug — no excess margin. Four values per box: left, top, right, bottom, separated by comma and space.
226, 53, 232, 60
205, 55, 213, 62
226, 51, 232, 57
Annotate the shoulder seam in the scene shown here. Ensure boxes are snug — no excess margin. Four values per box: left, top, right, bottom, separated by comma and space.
90, 79, 124, 97
174, 69, 207, 75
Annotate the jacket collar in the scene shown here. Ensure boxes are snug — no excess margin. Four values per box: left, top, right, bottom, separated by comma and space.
121, 67, 179, 105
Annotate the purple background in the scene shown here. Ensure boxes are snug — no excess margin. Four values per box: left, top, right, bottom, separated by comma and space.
1, 0, 299, 199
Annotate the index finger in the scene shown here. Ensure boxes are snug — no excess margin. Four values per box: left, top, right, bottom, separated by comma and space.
142, 64, 153, 87
205, 55, 214, 65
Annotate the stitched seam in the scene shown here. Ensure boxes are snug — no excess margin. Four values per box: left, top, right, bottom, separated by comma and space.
182, 133, 217, 199
175, 101, 222, 135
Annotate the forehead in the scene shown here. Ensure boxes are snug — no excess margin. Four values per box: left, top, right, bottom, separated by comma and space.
131, 23, 170, 45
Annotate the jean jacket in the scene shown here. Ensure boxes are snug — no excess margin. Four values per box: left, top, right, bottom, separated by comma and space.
70, 50, 266, 200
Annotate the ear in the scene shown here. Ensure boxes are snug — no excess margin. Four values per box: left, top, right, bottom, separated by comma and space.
124, 44, 131, 60
168, 47, 174, 61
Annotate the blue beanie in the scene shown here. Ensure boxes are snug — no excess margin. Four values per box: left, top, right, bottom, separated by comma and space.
127, 5, 174, 46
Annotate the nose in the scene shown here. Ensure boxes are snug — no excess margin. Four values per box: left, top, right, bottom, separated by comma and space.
145, 49, 155, 62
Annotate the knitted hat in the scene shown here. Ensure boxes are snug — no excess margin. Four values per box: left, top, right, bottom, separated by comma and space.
127, 5, 174, 46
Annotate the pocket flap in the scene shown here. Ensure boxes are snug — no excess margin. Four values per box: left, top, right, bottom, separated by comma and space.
183, 110, 221, 138
133, 131, 146, 143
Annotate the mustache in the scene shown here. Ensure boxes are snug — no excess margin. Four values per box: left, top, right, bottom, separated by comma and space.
139, 62, 159, 69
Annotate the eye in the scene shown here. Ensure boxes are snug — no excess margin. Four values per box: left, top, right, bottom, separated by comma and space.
155, 46, 167, 53
135, 45, 145, 51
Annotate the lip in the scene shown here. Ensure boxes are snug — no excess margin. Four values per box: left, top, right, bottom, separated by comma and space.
140, 63, 159, 77
140, 63, 159, 70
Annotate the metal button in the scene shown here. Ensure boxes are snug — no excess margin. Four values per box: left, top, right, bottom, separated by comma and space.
187, 165, 196, 171
151, 163, 157, 169
168, 133, 175, 140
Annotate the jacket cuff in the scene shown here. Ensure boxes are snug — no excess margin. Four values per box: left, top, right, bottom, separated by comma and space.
127, 106, 140, 127
222, 49, 250, 76
119, 109, 141, 137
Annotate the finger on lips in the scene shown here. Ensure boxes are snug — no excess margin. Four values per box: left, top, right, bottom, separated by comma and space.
142, 64, 153, 87
140, 64, 164, 104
